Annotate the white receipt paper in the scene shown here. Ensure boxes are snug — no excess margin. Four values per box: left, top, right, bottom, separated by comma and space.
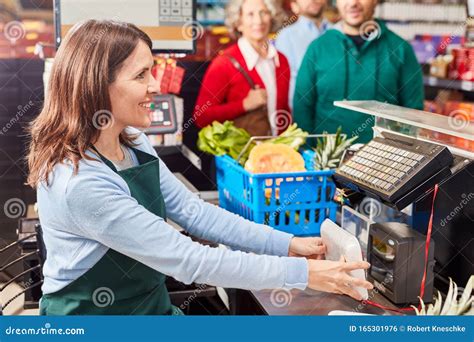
320, 218, 369, 300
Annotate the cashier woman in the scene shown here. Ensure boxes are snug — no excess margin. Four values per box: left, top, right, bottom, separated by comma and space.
26, 20, 372, 315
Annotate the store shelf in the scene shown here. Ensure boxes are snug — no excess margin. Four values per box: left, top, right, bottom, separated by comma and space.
375, 1, 467, 40
375, 3, 466, 23
423, 76, 474, 92
385, 19, 466, 24
389, 22, 466, 40
197, 0, 226, 26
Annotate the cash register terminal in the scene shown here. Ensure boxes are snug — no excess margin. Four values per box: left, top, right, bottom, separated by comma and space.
334, 131, 454, 210
145, 94, 178, 135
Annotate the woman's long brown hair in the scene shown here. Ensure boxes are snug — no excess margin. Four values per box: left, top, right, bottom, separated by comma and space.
27, 20, 152, 187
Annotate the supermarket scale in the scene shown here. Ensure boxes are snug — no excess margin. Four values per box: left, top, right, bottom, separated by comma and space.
332, 101, 474, 304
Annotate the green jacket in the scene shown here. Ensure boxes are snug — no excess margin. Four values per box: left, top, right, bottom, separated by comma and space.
293, 20, 424, 143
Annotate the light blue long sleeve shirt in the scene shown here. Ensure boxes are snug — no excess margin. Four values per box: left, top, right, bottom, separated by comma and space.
37, 128, 309, 294
275, 16, 331, 109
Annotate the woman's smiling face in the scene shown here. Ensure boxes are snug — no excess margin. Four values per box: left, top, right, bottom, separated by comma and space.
108, 40, 157, 130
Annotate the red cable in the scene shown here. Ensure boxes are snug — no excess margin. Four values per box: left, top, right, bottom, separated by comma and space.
364, 300, 415, 313
419, 183, 438, 301
364, 184, 439, 314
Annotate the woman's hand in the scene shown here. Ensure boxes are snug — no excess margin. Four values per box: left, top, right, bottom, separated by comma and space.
243, 86, 267, 111
289, 237, 326, 260
307, 257, 373, 301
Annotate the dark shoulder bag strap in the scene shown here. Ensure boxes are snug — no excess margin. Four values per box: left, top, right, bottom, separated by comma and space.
225, 55, 257, 90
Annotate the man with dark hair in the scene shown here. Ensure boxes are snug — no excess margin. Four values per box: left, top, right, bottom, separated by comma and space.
293, 0, 424, 143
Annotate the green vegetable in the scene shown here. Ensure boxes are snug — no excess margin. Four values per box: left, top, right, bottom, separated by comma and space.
197, 121, 252, 161
313, 127, 358, 170
197, 122, 310, 165
267, 123, 308, 150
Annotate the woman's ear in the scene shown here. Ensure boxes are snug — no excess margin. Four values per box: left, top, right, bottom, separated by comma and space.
236, 19, 243, 35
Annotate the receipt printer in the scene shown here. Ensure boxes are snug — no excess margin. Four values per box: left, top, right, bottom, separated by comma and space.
367, 222, 435, 304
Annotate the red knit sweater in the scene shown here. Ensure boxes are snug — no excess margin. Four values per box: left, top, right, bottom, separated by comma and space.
193, 43, 291, 134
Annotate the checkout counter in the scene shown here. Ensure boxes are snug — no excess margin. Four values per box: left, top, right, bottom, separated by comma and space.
230, 101, 473, 316
3, 101, 472, 316
231, 288, 402, 315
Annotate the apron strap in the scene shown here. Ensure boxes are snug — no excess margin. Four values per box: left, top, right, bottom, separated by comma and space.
129, 146, 158, 165
90, 145, 158, 173
90, 145, 119, 173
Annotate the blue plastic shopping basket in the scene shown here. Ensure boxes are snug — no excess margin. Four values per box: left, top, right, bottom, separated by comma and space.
215, 138, 340, 236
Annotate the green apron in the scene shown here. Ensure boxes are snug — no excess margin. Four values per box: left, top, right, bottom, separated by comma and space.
40, 147, 183, 315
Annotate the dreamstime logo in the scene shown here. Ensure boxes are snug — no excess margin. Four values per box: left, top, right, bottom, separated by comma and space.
4, 322, 85, 336
183, 100, 212, 133
182, 195, 203, 220
264, 14, 298, 50
351, 116, 375, 138
439, 20, 467, 51
3, 198, 26, 219
448, 110, 470, 130
440, 192, 473, 227
181, 21, 204, 40
359, 198, 382, 218
355, 281, 384, 312
92, 110, 114, 130
92, 287, 115, 308
92, 195, 118, 217
269, 189, 301, 222
359, 20, 381, 42
273, 110, 292, 131
3, 21, 26, 43
179, 283, 208, 310
19, 277, 34, 290
84, 26, 109, 50
270, 289, 292, 308
84, 16, 120, 50
0, 101, 35, 135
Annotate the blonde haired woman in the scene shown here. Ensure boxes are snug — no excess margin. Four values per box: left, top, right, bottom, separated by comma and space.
193, 0, 291, 136
28, 20, 372, 315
